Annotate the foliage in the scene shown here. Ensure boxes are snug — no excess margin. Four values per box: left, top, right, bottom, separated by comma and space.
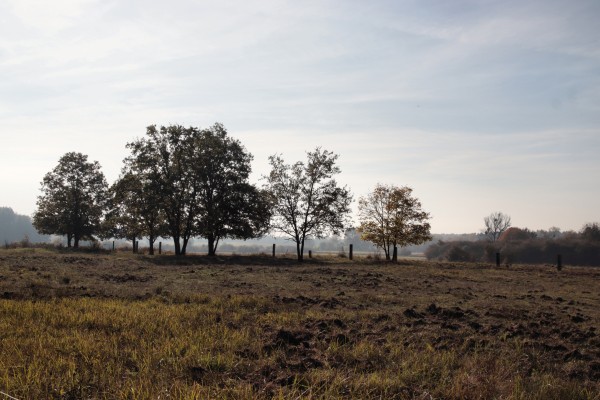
264, 148, 352, 261
483, 211, 511, 242
357, 184, 431, 261
498, 227, 536, 242
32, 152, 108, 248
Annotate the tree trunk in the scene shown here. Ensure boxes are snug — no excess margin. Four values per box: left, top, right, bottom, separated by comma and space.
148, 236, 155, 255
67, 234, 72, 248
296, 240, 303, 262
181, 236, 189, 256
173, 236, 181, 256
73, 236, 80, 248
208, 235, 216, 256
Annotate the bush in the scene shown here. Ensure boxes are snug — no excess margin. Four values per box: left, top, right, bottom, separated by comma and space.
446, 245, 473, 262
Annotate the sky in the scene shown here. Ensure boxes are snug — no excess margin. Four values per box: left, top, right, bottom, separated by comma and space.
1, 0, 599, 233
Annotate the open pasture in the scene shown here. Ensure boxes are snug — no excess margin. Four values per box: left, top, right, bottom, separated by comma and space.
0, 249, 598, 399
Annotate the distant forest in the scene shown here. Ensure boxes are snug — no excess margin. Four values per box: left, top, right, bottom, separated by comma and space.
0, 207, 49, 244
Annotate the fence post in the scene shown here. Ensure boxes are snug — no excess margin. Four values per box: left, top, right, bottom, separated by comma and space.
349, 244, 353, 260
272, 243, 276, 258
159, 242, 162, 255
392, 246, 398, 262
112, 241, 115, 252
309, 250, 312, 258
557, 254, 562, 271
496, 252, 500, 267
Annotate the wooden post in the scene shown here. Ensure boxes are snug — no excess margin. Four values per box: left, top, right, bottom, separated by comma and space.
309, 250, 312, 258
557, 254, 562, 271
496, 252, 501, 267
272, 243, 276, 258
159, 242, 162, 255
112, 241, 115, 251
392, 246, 398, 262
349, 244, 353, 260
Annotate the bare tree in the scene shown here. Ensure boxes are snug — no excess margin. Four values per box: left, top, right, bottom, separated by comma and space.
264, 148, 352, 261
484, 211, 511, 242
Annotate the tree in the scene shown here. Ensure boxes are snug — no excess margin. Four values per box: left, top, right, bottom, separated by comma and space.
483, 211, 511, 242
33, 152, 108, 247
190, 124, 271, 255
264, 148, 352, 261
357, 184, 431, 261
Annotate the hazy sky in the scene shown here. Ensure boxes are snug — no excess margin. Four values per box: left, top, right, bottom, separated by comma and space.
1, 0, 599, 233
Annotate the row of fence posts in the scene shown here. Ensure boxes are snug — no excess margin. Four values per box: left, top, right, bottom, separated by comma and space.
109, 243, 564, 269
271, 244, 358, 260
495, 252, 563, 270
111, 240, 163, 255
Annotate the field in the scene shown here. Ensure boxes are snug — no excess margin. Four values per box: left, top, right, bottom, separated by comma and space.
0, 249, 599, 399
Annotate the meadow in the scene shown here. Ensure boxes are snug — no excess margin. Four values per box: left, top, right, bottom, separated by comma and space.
0, 248, 598, 399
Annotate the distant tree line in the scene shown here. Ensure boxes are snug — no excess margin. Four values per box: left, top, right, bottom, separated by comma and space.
425, 223, 600, 266
31, 123, 433, 261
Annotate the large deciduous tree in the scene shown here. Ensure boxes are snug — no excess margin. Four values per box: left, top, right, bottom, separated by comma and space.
191, 124, 271, 255
33, 152, 108, 248
264, 148, 352, 261
483, 211, 511, 242
358, 184, 431, 261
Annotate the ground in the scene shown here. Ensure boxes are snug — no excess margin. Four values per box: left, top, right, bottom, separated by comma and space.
0, 248, 598, 399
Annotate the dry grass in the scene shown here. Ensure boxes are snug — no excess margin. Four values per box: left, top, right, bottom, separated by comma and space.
0, 248, 599, 399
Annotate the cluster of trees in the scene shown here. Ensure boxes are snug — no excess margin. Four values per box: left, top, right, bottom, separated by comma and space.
33, 123, 432, 261
426, 220, 600, 266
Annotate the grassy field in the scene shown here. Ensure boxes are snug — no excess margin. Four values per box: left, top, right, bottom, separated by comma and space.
0, 248, 599, 399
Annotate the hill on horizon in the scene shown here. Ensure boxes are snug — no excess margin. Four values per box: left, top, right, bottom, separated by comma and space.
0, 207, 49, 244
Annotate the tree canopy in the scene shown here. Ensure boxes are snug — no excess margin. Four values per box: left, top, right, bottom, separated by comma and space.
33, 152, 108, 247
264, 148, 352, 261
357, 184, 431, 261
